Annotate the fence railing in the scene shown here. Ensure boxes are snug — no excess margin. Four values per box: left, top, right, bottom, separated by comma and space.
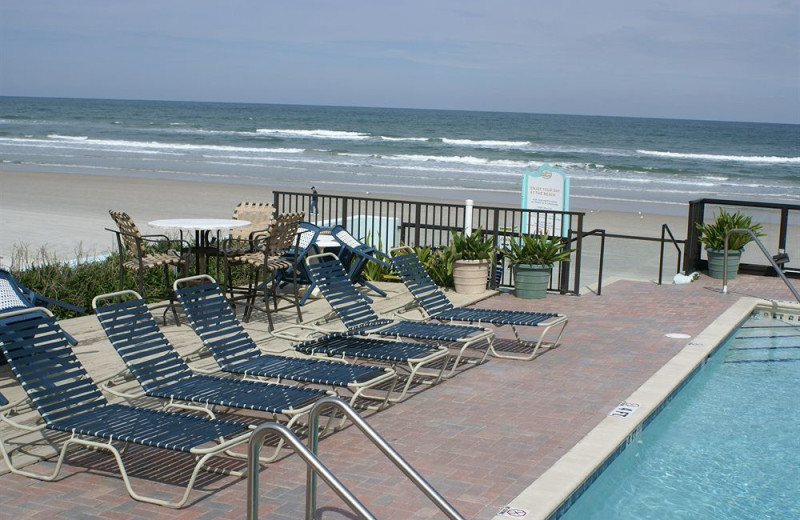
685, 198, 799, 277
274, 191, 585, 294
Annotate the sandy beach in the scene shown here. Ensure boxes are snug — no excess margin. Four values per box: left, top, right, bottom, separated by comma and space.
1, 169, 789, 287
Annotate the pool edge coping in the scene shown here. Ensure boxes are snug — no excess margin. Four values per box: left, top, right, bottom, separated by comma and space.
491, 296, 800, 520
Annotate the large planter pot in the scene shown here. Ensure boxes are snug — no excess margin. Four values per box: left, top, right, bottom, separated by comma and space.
512, 263, 553, 299
706, 248, 742, 279
452, 259, 490, 294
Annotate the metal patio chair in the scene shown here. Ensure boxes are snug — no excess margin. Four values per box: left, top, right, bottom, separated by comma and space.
173, 276, 397, 409
391, 246, 568, 360
0, 307, 254, 509
107, 210, 188, 324
302, 253, 494, 377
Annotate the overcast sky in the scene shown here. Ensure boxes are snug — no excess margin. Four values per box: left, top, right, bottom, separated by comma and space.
2, 1, 798, 123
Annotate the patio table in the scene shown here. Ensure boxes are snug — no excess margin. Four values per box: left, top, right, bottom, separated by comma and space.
148, 218, 250, 275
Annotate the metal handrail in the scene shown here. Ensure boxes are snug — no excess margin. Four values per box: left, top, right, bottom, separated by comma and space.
246, 421, 376, 520
723, 228, 800, 302
307, 397, 465, 520
658, 224, 683, 285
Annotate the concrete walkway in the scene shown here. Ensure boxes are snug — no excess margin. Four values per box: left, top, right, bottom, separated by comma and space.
0, 274, 796, 519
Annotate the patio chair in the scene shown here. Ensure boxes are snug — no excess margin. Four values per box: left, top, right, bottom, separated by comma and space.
92, 290, 328, 457
390, 246, 568, 360
220, 201, 274, 299
304, 253, 494, 376
175, 276, 449, 404
172, 276, 397, 408
330, 225, 390, 301
0, 307, 254, 509
225, 212, 304, 327
0, 267, 84, 346
107, 210, 188, 324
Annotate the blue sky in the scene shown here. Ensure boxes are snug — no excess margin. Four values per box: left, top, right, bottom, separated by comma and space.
2, 0, 798, 123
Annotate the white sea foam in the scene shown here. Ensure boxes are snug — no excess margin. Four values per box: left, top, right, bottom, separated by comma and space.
379, 136, 428, 142
48, 134, 88, 140
638, 149, 800, 164
441, 138, 531, 148
256, 128, 370, 140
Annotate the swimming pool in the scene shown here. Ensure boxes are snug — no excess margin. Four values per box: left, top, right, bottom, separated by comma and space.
558, 311, 800, 519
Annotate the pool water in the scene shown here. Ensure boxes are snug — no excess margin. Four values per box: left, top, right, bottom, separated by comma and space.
560, 314, 800, 520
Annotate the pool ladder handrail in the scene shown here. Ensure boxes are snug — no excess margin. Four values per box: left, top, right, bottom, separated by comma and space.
246, 396, 465, 520
723, 228, 800, 302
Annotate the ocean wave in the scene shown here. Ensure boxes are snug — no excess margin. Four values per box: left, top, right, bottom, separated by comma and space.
48, 134, 89, 140
2, 136, 309, 156
441, 138, 531, 148
638, 149, 800, 164
379, 136, 428, 142
256, 128, 370, 140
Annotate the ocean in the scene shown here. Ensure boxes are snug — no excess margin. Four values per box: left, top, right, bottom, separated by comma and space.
1, 96, 798, 214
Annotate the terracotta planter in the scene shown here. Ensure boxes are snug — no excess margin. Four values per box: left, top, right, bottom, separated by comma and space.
512, 263, 552, 299
706, 248, 742, 280
452, 259, 490, 294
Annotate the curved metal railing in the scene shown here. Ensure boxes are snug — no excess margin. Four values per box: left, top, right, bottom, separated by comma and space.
306, 397, 465, 520
723, 228, 800, 302
247, 420, 375, 520
246, 397, 465, 520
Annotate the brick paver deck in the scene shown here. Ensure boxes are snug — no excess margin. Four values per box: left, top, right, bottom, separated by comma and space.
0, 274, 795, 519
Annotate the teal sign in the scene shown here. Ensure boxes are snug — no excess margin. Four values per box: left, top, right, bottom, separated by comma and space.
521, 164, 569, 236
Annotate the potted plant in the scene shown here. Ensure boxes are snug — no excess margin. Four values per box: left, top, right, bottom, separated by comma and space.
449, 228, 494, 294
504, 233, 573, 299
696, 209, 764, 279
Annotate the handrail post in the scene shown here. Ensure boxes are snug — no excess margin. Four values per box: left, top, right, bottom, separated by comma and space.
308, 397, 465, 520
723, 228, 800, 302
247, 421, 376, 520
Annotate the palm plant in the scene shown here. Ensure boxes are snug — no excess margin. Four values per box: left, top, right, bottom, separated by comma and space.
696, 209, 764, 251
504, 233, 573, 266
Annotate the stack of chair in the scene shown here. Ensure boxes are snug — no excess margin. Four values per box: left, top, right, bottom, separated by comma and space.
220, 201, 274, 301
224, 212, 305, 327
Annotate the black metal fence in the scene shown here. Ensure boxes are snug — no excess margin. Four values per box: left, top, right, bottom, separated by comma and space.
685, 198, 799, 277
273, 191, 586, 295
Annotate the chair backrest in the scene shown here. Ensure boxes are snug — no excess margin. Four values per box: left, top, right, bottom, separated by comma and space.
0, 308, 108, 425
93, 293, 195, 392
0, 269, 32, 313
173, 277, 261, 369
109, 210, 142, 256
331, 225, 363, 250
390, 247, 455, 316
230, 202, 274, 241
263, 212, 304, 257
305, 254, 382, 330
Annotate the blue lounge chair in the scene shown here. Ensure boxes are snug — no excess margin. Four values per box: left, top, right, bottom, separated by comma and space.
0, 267, 84, 346
0, 307, 254, 508
330, 225, 391, 300
390, 246, 569, 360
304, 253, 494, 376
92, 290, 327, 452
172, 276, 397, 407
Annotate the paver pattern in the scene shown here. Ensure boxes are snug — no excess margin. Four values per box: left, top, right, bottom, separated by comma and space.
0, 274, 794, 519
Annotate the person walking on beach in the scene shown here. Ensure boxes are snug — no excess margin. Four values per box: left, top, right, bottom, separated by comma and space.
310, 186, 319, 214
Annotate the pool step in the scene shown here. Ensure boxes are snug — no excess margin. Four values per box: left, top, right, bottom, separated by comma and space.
726, 324, 800, 363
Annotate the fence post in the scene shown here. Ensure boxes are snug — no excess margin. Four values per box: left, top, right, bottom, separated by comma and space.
464, 200, 473, 234
684, 199, 705, 273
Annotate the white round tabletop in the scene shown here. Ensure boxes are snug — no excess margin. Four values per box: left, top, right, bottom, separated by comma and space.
314, 234, 341, 249
148, 218, 251, 230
